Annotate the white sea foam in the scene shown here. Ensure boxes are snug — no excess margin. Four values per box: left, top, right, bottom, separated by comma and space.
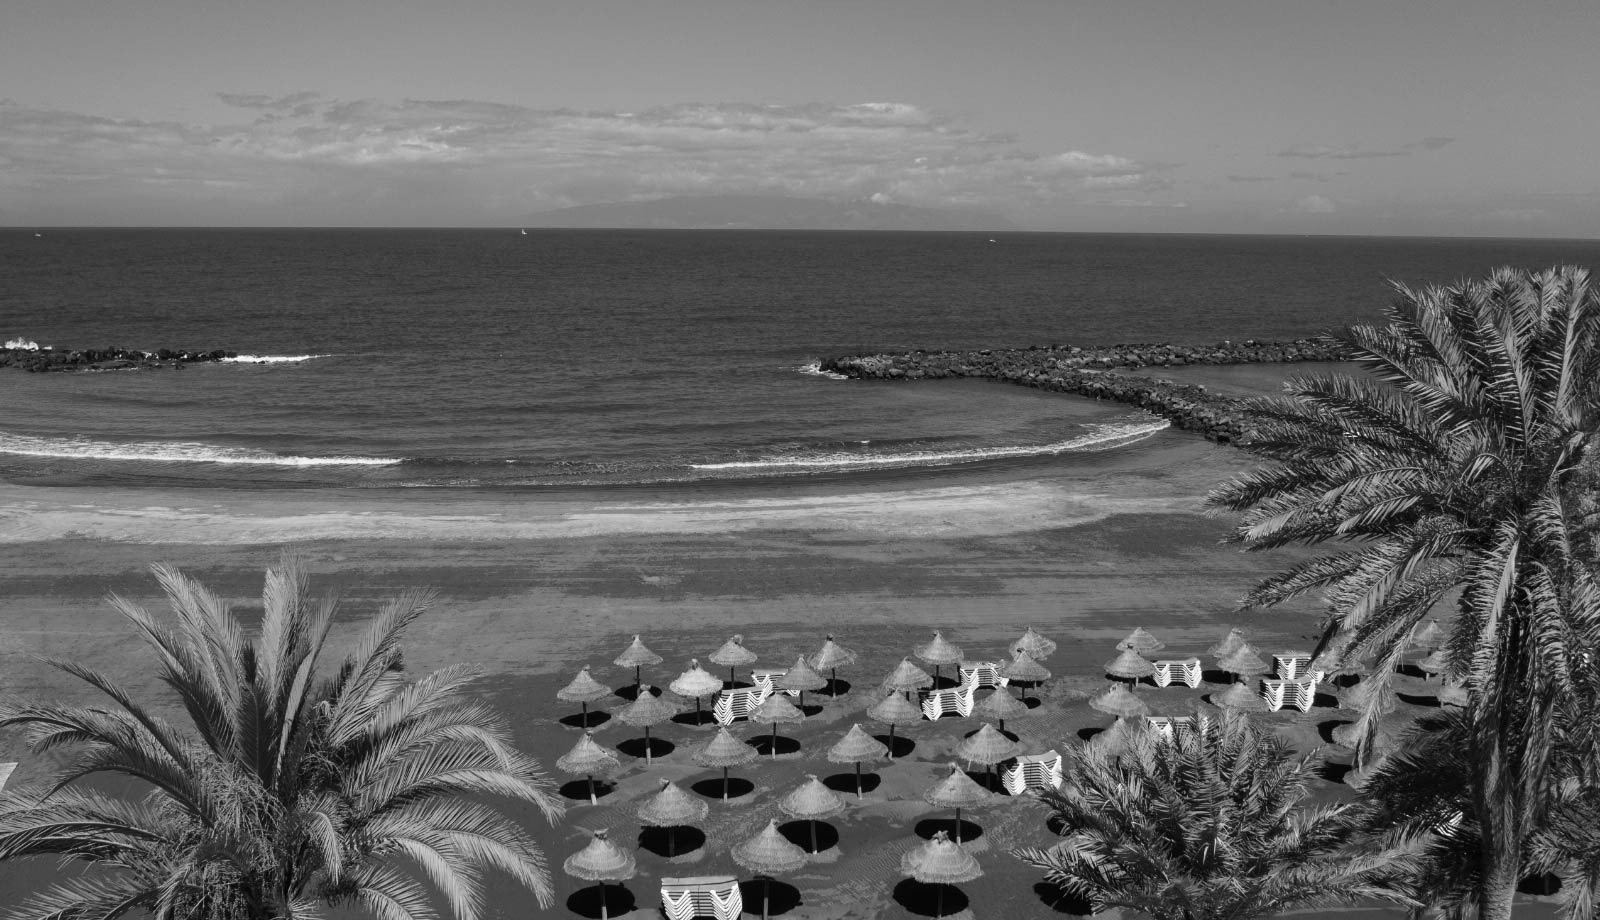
218, 354, 331, 364
796, 361, 849, 380
0, 432, 400, 467
690, 418, 1169, 471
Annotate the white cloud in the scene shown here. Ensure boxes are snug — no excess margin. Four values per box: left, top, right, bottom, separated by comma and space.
1294, 194, 1337, 213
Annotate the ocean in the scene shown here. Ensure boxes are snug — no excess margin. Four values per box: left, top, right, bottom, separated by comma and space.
4, 229, 1598, 492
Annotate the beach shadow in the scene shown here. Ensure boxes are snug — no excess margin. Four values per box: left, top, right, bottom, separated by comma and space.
1076, 726, 1104, 742
566, 883, 636, 919
558, 779, 616, 803
691, 777, 755, 800
1020, 695, 1043, 709
914, 818, 983, 843
671, 709, 718, 727
558, 710, 611, 730
1398, 692, 1442, 708
739, 879, 801, 917
799, 703, 826, 717
893, 880, 970, 918
614, 685, 643, 701
1311, 691, 1340, 708
1317, 720, 1351, 744
778, 819, 840, 853
721, 679, 755, 691
1045, 813, 1071, 835
1330, 672, 1361, 689
1396, 663, 1426, 679
1317, 761, 1354, 784
1034, 881, 1095, 915
1519, 873, 1562, 896
873, 734, 917, 758
747, 735, 802, 757
616, 737, 677, 760
1201, 668, 1233, 685
930, 673, 963, 691
962, 726, 1019, 743
823, 772, 882, 796
964, 769, 1004, 793
821, 677, 852, 697
637, 825, 707, 858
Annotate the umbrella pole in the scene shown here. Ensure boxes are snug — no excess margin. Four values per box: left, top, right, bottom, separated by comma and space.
763, 876, 772, 920
888, 723, 898, 759
935, 883, 945, 919
581, 700, 589, 724
730, 664, 737, 686
598, 881, 610, 920
668, 825, 677, 857
830, 667, 838, 693
770, 723, 778, 759
644, 726, 653, 765
723, 766, 731, 801
855, 762, 864, 798
955, 806, 963, 844
587, 773, 597, 806
634, 665, 642, 693
810, 818, 818, 853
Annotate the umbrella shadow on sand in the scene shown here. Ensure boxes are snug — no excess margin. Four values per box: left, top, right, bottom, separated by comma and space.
915, 818, 983, 843
822, 772, 882, 796
690, 777, 755, 800
1075, 726, 1104, 742
778, 820, 839, 854
893, 880, 970, 917
565, 883, 636, 919
637, 826, 707, 858
748, 735, 803, 757
558, 779, 617, 802
1033, 881, 1096, 914
671, 710, 718, 727
616, 737, 676, 760
821, 678, 852, 697
559, 711, 612, 729
872, 734, 917, 758
737, 879, 802, 916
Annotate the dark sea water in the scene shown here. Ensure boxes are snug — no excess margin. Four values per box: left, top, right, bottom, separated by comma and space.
4, 229, 1598, 491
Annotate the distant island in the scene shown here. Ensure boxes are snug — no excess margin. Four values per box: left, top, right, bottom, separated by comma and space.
522, 194, 1018, 231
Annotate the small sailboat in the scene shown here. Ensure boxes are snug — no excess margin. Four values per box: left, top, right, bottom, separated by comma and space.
520, 228, 527, 236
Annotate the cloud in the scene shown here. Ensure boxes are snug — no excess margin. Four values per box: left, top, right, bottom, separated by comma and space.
1293, 194, 1337, 213
1226, 175, 1276, 182
0, 96, 1165, 223
1288, 170, 1336, 182
1412, 136, 1455, 150
1275, 137, 1456, 160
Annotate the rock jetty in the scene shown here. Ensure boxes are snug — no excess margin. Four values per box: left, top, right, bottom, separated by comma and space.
0, 345, 237, 372
820, 338, 1348, 444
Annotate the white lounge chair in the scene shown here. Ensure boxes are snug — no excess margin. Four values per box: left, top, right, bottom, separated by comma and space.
921, 683, 977, 720
713, 686, 773, 725
661, 875, 743, 920
749, 668, 800, 696
957, 661, 1008, 690
1002, 750, 1063, 795
1152, 657, 1202, 688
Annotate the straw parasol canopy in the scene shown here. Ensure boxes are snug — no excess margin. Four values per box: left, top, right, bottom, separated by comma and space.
557, 731, 622, 805
614, 635, 663, 691
564, 829, 636, 920
692, 726, 757, 800
1090, 682, 1151, 718
779, 774, 847, 852
1013, 626, 1057, 660
669, 659, 725, 719
557, 665, 613, 724
750, 691, 806, 759
924, 762, 1000, 844
1088, 715, 1148, 759
1116, 627, 1165, 654
775, 654, 828, 709
732, 819, 808, 920
1000, 650, 1051, 702
616, 686, 678, 765
901, 831, 983, 918
709, 634, 758, 685
828, 723, 890, 797
1408, 618, 1447, 652
971, 686, 1029, 732
1438, 679, 1469, 708
915, 631, 965, 687
1213, 680, 1268, 712
867, 689, 924, 756
1337, 679, 1396, 715
1416, 648, 1451, 677
809, 634, 858, 690
953, 723, 1018, 789
882, 657, 934, 696
1105, 647, 1155, 683
1207, 627, 1248, 660
638, 780, 709, 857
1218, 642, 1270, 679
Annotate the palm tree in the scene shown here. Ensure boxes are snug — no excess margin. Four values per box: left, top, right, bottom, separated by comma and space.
1013, 710, 1412, 920
0, 557, 564, 920
1208, 265, 1600, 919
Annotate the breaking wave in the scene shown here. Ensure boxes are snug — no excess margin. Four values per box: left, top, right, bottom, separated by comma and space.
0, 432, 400, 467
218, 354, 331, 364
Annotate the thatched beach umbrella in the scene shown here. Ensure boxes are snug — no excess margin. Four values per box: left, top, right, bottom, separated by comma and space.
1416, 648, 1450, 680
867, 689, 924, 757
616, 685, 677, 765
971, 686, 1029, 733
828, 723, 889, 798
1000, 650, 1051, 702
915, 631, 964, 687
776, 654, 828, 710
1207, 627, 1248, 661
883, 657, 934, 698
1218, 642, 1270, 682
953, 723, 1018, 790
556, 731, 622, 805
1116, 626, 1165, 654
1337, 679, 1396, 715
669, 658, 724, 721
563, 829, 636, 920
779, 774, 846, 852
809, 633, 858, 692
614, 635, 663, 694
732, 819, 808, 920
1212, 680, 1268, 712
709, 634, 758, 686
924, 762, 1000, 845
750, 690, 806, 758
901, 831, 982, 919
638, 779, 709, 857
1438, 679, 1469, 708
1013, 626, 1057, 660
557, 665, 613, 726
1105, 647, 1155, 685
1408, 618, 1447, 653
692, 726, 757, 800
1089, 682, 1150, 718
1088, 715, 1148, 759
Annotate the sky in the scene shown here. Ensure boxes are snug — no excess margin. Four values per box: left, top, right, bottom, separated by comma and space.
2, 0, 1598, 235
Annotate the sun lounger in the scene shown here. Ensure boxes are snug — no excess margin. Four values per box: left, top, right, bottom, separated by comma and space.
957, 661, 1008, 690
1262, 677, 1319, 712
713, 686, 773, 724
1152, 657, 1202, 688
1147, 716, 1198, 743
1002, 750, 1064, 795
921, 683, 977, 720
1274, 653, 1314, 680
661, 875, 743, 920
749, 669, 800, 696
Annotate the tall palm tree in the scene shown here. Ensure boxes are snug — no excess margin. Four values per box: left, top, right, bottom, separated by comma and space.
0, 557, 564, 920
1013, 710, 1412, 920
1208, 265, 1600, 919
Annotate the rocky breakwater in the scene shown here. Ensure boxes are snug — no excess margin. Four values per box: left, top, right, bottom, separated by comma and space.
820, 338, 1347, 444
1, 345, 238, 372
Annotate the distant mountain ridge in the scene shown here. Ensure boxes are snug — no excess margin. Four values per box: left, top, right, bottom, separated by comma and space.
523, 194, 1018, 231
